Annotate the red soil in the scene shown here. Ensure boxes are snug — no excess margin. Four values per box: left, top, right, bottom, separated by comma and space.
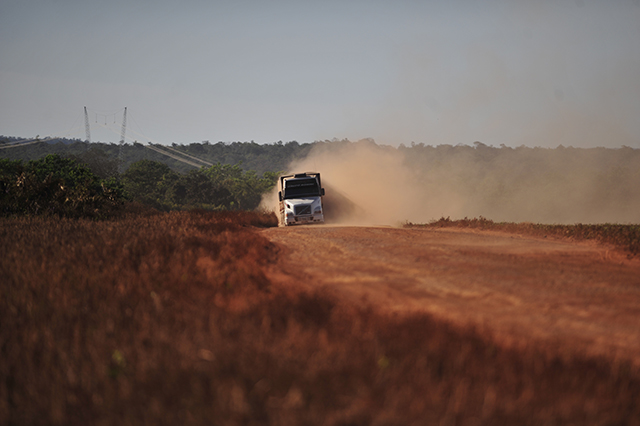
262, 225, 640, 366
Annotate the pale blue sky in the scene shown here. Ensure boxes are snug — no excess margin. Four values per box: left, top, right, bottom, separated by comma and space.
1, 0, 639, 147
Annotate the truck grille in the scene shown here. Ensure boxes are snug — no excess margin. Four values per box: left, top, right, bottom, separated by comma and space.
294, 205, 312, 216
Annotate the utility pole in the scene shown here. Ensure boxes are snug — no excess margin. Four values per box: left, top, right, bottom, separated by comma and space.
84, 106, 91, 142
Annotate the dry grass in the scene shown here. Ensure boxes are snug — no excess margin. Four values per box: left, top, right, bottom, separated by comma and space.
2, 211, 639, 425
407, 216, 640, 258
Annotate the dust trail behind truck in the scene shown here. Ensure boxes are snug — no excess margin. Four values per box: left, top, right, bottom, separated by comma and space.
278, 172, 325, 226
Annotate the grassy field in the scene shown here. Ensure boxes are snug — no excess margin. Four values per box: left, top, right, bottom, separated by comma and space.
407, 216, 640, 258
2, 211, 639, 425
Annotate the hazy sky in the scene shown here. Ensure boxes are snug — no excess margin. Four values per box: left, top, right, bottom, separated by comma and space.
1, 0, 639, 148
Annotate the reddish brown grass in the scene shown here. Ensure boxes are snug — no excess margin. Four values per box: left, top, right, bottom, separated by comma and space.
2, 212, 639, 425
407, 216, 640, 257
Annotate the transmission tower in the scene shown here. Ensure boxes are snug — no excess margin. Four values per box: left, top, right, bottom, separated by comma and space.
120, 107, 127, 144
118, 107, 127, 173
84, 106, 91, 142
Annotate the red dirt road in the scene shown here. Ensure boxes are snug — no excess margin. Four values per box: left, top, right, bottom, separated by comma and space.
262, 226, 640, 365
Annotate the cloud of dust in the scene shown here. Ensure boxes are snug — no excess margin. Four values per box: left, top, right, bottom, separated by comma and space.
293, 139, 430, 226
260, 139, 426, 225
261, 140, 640, 225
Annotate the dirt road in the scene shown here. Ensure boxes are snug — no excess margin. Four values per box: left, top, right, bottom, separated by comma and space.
262, 226, 640, 365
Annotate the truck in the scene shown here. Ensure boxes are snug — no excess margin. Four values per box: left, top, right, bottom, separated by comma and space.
278, 172, 325, 226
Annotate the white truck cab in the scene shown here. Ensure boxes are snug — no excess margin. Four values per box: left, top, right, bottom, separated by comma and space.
278, 172, 325, 226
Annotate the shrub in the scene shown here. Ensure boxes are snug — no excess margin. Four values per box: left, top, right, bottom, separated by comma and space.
0, 155, 126, 218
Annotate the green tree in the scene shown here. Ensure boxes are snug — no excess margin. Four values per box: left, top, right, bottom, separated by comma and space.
120, 160, 179, 209
165, 169, 234, 210
202, 163, 278, 210
0, 154, 126, 217
118, 160, 278, 211
68, 147, 119, 179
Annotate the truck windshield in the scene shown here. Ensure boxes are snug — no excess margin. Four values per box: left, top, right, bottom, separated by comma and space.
283, 178, 320, 199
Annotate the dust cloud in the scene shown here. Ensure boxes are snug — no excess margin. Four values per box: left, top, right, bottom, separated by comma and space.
261, 140, 640, 225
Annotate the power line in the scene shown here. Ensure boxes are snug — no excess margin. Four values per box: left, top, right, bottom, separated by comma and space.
145, 144, 203, 168
0, 137, 58, 150
158, 144, 213, 167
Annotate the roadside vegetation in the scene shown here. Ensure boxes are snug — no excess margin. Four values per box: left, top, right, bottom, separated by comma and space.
2, 211, 639, 425
407, 216, 640, 257
120, 160, 277, 211
0, 155, 125, 218
0, 154, 278, 217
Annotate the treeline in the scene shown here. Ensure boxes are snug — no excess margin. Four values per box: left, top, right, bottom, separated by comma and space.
120, 160, 277, 211
4, 137, 638, 180
0, 155, 125, 218
0, 154, 278, 218
0, 137, 314, 175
